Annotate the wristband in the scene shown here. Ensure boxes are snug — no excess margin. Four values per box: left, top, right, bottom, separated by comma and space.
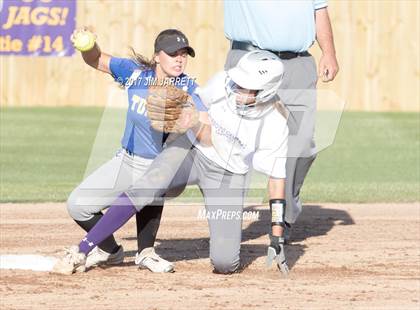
269, 199, 286, 227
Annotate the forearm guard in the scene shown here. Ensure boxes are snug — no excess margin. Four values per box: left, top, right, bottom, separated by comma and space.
269, 199, 286, 227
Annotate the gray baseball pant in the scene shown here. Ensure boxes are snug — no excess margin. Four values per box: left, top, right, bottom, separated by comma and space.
126, 135, 246, 274
67, 149, 155, 221
226, 50, 318, 224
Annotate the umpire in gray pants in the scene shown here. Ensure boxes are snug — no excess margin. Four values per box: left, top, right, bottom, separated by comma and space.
224, 1, 339, 227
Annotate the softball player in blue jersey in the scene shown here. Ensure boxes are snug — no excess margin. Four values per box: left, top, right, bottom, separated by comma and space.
65, 28, 206, 273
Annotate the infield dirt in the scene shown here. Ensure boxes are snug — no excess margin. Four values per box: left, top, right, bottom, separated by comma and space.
1, 203, 419, 310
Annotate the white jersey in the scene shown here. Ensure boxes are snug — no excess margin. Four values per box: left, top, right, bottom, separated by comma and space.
194, 72, 288, 178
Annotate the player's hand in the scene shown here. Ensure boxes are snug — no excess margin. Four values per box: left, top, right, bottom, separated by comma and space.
266, 243, 289, 276
318, 52, 339, 82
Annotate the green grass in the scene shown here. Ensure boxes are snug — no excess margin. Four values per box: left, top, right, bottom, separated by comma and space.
0, 108, 419, 203
0, 107, 104, 202
304, 112, 420, 202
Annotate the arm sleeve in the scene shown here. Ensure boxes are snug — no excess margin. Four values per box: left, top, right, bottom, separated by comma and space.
252, 114, 289, 178
109, 57, 139, 85
314, 0, 328, 10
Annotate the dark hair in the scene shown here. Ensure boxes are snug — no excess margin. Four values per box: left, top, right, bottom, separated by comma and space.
129, 46, 156, 70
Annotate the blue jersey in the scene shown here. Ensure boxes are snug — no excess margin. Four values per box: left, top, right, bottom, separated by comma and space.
109, 57, 206, 158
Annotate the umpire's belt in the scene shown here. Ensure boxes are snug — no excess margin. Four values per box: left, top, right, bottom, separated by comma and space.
231, 41, 310, 60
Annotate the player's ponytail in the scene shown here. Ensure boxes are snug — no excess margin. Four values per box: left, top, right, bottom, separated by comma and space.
129, 47, 157, 70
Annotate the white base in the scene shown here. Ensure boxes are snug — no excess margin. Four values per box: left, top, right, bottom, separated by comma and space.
0, 255, 57, 272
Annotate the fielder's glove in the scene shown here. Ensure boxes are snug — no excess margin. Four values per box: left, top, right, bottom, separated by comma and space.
146, 85, 199, 134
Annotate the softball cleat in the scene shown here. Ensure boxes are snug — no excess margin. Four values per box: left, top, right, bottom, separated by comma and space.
135, 247, 174, 273
85, 245, 124, 269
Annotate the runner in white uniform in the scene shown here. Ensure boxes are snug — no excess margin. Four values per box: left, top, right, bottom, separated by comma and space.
53, 50, 290, 275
